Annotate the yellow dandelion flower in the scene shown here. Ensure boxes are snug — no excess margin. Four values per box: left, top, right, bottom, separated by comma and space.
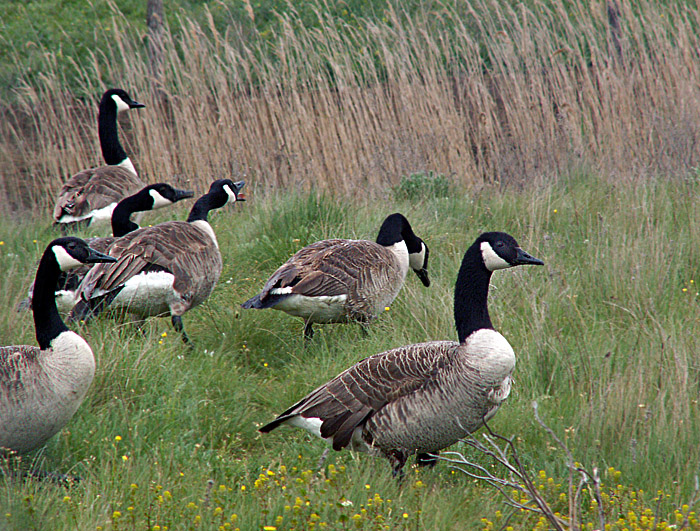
122, 455, 128, 461
403, 513, 409, 519
385, 306, 390, 311
62, 496, 71, 503
115, 435, 122, 442
113, 511, 122, 519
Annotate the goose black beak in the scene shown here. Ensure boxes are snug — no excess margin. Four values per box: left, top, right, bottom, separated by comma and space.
129, 100, 146, 109
414, 268, 431, 287
233, 180, 246, 201
85, 248, 117, 264
174, 189, 195, 202
513, 248, 544, 266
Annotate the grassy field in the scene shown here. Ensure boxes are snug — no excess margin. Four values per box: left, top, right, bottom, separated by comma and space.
0, 173, 698, 530
2, 0, 700, 528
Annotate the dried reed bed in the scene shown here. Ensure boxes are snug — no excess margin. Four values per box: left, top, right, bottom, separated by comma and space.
2, 0, 700, 214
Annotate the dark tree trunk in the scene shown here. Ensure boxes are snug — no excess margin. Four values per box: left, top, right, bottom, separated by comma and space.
147, 0, 165, 102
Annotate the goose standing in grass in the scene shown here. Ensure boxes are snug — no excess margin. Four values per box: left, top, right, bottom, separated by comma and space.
259, 232, 543, 476
241, 213, 430, 339
52, 88, 146, 230
19, 183, 194, 313
70, 179, 245, 342
1, 238, 116, 455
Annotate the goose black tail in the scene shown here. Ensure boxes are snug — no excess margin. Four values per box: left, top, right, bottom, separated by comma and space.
69, 288, 123, 322
241, 293, 288, 310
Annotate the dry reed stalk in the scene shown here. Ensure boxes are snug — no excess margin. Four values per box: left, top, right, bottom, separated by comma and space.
1, 0, 700, 213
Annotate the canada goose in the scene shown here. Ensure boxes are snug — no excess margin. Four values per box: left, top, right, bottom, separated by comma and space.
52, 88, 146, 230
1, 238, 116, 455
19, 183, 194, 313
259, 231, 543, 475
241, 213, 430, 339
70, 179, 245, 342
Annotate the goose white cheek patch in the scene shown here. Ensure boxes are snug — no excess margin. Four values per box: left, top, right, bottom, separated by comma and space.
52, 246, 83, 271
223, 185, 237, 203
480, 242, 511, 271
111, 94, 130, 112
409, 242, 426, 270
149, 190, 173, 209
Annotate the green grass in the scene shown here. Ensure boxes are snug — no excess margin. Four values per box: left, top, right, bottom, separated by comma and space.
0, 172, 699, 529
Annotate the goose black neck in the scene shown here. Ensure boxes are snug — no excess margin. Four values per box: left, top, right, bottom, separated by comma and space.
454, 243, 493, 343
111, 194, 142, 237
98, 97, 128, 165
33, 251, 69, 350
187, 193, 219, 223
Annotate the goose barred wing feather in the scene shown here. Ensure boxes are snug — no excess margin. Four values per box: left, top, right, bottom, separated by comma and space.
0, 346, 39, 398
53, 167, 143, 221
78, 221, 222, 300
262, 342, 454, 451
259, 240, 351, 299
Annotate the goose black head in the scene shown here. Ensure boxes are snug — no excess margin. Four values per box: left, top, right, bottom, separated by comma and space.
376, 213, 431, 287
476, 232, 544, 272
50, 237, 117, 272
209, 179, 246, 206
102, 88, 146, 112
142, 183, 195, 210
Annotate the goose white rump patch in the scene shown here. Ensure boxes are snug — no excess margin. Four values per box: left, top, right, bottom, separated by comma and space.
111, 271, 176, 316
57, 202, 117, 226
288, 416, 324, 438
272, 294, 348, 322
55, 289, 80, 313
286, 416, 372, 453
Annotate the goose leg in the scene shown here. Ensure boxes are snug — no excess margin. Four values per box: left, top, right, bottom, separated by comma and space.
316, 448, 330, 471
387, 449, 408, 479
171, 315, 190, 344
303, 322, 314, 340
